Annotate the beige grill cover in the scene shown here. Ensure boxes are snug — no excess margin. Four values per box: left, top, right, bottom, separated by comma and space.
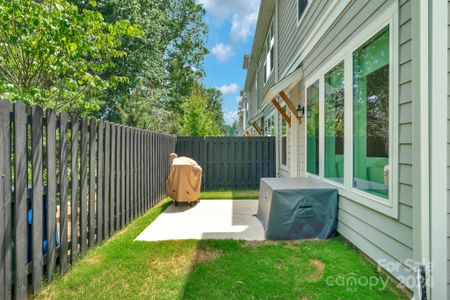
167, 154, 202, 202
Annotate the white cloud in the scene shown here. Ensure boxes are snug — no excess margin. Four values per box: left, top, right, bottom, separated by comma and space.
230, 11, 258, 42
211, 43, 234, 62
223, 108, 238, 125
199, 0, 259, 42
218, 83, 239, 95
235, 95, 242, 103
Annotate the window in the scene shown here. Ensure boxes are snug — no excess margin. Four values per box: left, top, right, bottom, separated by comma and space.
266, 115, 275, 137
306, 81, 319, 175
281, 107, 287, 166
324, 62, 345, 184
298, 0, 308, 20
264, 20, 275, 82
352, 26, 390, 199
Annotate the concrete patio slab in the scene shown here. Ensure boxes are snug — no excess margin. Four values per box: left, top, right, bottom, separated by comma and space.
135, 200, 265, 241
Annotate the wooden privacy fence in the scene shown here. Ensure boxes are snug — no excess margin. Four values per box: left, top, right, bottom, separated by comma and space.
0, 100, 176, 299
176, 137, 276, 190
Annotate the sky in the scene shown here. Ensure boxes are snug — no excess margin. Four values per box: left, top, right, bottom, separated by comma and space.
198, 0, 260, 125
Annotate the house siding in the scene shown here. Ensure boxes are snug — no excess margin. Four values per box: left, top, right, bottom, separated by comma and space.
298, 0, 414, 290
278, 0, 332, 78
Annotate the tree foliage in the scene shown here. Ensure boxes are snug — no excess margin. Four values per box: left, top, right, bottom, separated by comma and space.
179, 86, 225, 137
0, 0, 229, 136
0, 0, 142, 114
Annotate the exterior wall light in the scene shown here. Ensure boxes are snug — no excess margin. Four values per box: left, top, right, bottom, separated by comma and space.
296, 104, 305, 119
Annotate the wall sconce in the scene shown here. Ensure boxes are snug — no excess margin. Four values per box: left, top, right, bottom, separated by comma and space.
296, 104, 305, 119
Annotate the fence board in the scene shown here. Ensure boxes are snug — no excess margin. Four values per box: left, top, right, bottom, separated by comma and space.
103, 123, 110, 239
59, 112, 69, 273
80, 118, 88, 256
31, 105, 43, 294
110, 125, 116, 234
97, 121, 104, 243
70, 114, 79, 263
46, 109, 57, 281
121, 126, 125, 227
0, 99, 181, 294
14, 102, 27, 299
115, 126, 121, 229
176, 137, 275, 190
89, 119, 96, 247
0, 100, 11, 300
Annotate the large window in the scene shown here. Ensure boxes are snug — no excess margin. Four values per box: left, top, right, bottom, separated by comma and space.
352, 27, 390, 199
264, 20, 275, 82
307, 81, 319, 175
324, 62, 344, 183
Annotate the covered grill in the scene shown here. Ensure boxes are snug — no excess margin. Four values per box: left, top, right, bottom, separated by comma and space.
167, 153, 202, 206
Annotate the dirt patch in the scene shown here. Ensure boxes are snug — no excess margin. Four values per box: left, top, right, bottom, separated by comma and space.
243, 240, 281, 247
194, 247, 223, 263
84, 255, 102, 265
305, 259, 325, 282
149, 254, 191, 275
283, 240, 307, 249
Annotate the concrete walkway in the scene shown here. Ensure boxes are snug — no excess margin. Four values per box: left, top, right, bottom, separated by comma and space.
135, 200, 265, 241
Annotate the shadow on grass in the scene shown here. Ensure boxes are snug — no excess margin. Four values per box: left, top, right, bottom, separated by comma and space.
178, 238, 409, 300
38, 197, 409, 300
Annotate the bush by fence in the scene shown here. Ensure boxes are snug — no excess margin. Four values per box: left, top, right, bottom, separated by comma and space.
0, 100, 176, 298
176, 136, 276, 190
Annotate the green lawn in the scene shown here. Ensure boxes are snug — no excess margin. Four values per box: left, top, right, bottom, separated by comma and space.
38, 193, 408, 300
200, 189, 259, 199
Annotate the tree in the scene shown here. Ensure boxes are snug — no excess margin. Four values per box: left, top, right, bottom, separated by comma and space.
179, 87, 225, 137
0, 0, 142, 114
72, 0, 209, 133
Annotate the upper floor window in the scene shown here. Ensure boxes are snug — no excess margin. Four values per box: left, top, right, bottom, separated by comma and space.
264, 19, 275, 83
298, 0, 309, 21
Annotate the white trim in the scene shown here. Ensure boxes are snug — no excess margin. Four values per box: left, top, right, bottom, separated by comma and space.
282, 0, 352, 79
411, 0, 430, 297
296, 0, 315, 28
429, 0, 448, 298
263, 68, 303, 104
303, 3, 399, 218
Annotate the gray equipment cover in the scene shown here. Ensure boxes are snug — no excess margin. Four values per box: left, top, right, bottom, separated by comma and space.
257, 177, 339, 240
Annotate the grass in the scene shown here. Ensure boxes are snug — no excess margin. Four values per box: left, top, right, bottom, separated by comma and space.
38, 192, 408, 300
200, 189, 259, 199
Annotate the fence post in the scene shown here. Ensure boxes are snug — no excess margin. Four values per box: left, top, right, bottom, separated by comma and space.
103, 123, 110, 239
97, 121, 104, 243
31, 105, 43, 294
0, 100, 12, 299
89, 119, 97, 248
70, 114, 79, 263
59, 112, 69, 273
80, 117, 88, 256
110, 125, 116, 235
14, 102, 27, 299
46, 109, 57, 281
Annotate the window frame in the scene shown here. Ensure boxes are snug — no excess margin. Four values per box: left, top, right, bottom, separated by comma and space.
280, 104, 288, 169
303, 6, 399, 217
296, 0, 313, 28
264, 18, 275, 84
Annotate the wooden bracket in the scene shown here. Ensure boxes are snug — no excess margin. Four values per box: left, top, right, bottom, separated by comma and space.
279, 91, 301, 124
252, 122, 262, 135
271, 98, 291, 127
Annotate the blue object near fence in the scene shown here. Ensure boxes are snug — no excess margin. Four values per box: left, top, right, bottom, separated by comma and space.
25, 186, 60, 263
